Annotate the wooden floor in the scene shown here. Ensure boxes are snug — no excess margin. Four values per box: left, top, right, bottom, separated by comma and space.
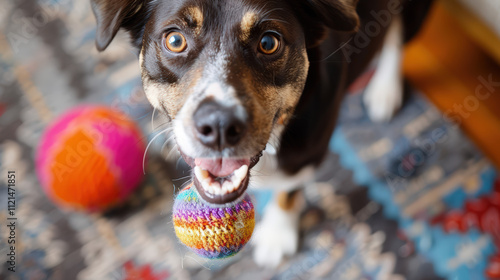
403, 0, 500, 169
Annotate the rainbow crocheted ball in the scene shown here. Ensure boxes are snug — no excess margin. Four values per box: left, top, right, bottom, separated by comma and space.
173, 184, 255, 259
36, 106, 145, 212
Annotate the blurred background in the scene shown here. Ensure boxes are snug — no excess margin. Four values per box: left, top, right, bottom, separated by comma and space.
1, 0, 500, 279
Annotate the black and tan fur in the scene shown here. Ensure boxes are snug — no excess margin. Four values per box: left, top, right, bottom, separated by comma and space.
91, 0, 433, 265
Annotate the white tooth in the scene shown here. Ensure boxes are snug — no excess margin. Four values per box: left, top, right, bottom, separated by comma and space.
221, 183, 228, 195
194, 166, 202, 181
234, 165, 248, 181
201, 180, 211, 192
194, 166, 210, 182
230, 165, 248, 189
232, 176, 243, 190
212, 181, 222, 195
207, 185, 215, 194
207, 183, 215, 194
222, 181, 233, 193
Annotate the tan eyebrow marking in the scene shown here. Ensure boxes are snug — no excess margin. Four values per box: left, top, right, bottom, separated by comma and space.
183, 6, 203, 35
240, 11, 258, 42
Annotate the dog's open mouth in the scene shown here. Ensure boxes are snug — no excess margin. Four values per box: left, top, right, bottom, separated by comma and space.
180, 151, 263, 204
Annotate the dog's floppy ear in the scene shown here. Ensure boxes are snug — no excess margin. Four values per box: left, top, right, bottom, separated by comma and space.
305, 0, 360, 32
91, 0, 152, 51
295, 0, 360, 48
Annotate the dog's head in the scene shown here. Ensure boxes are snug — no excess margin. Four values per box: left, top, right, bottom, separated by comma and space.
92, 0, 359, 204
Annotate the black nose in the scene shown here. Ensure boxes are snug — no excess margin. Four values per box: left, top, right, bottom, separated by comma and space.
193, 101, 248, 150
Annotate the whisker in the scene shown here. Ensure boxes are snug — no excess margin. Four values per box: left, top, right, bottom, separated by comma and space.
142, 127, 172, 174
180, 179, 193, 190
250, 169, 269, 177
254, 2, 270, 17
260, 7, 285, 19
250, 173, 273, 178
131, 112, 151, 120
318, 37, 353, 62
166, 144, 180, 160
160, 134, 177, 155
137, 127, 173, 144
176, 156, 189, 171
151, 107, 157, 131
153, 122, 173, 132
260, 18, 289, 25
172, 175, 192, 182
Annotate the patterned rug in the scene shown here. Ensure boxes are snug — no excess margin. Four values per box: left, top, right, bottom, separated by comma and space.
1, 1, 498, 279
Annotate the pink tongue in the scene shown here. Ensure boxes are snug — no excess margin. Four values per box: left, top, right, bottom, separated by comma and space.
194, 158, 250, 177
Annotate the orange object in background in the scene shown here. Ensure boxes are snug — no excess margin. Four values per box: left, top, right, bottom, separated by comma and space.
403, 0, 500, 169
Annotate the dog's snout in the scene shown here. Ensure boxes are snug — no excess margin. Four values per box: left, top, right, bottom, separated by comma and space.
193, 101, 247, 150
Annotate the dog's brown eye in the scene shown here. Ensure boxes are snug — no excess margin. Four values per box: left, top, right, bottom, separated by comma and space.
259, 34, 280, 55
164, 31, 187, 53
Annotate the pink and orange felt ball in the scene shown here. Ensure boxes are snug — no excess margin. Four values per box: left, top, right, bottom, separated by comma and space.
36, 106, 146, 212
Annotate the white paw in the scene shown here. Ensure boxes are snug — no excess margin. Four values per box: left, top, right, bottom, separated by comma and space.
363, 71, 403, 122
252, 202, 299, 268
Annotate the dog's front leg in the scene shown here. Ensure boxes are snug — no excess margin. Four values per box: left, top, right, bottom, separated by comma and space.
250, 149, 314, 267
252, 189, 305, 268
363, 14, 404, 122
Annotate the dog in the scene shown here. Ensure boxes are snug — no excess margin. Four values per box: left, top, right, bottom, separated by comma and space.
91, 0, 432, 267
